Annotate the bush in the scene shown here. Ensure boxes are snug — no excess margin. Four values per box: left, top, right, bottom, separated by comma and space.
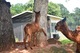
49, 46, 68, 53
34, 48, 51, 53
34, 46, 68, 53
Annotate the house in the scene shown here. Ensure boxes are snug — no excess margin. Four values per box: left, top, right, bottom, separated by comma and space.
47, 15, 62, 39
12, 11, 62, 42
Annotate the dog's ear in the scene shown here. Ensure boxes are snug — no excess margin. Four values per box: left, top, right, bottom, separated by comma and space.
34, 11, 40, 13
33, 10, 36, 13
62, 17, 66, 22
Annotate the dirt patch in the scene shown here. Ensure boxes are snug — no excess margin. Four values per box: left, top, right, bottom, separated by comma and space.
0, 44, 75, 53
0, 41, 76, 53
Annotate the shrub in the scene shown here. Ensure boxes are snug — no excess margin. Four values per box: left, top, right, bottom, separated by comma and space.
34, 46, 68, 53
49, 46, 68, 53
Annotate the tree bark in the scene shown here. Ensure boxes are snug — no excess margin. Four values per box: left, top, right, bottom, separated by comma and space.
34, 0, 48, 47
0, 1, 15, 51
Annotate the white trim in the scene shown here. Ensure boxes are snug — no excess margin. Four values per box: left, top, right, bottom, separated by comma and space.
12, 11, 33, 18
12, 11, 62, 20
47, 14, 62, 19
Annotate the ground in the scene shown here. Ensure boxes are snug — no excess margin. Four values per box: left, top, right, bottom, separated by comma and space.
0, 39, 76, 53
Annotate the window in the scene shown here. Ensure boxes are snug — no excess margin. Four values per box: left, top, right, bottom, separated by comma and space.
51, 23, 56, 32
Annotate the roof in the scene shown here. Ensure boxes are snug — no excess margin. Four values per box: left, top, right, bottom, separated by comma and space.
47, 14, 62, 19
12, 11, 62, 23
12, 11, 62, 19
12, 11, 33, 18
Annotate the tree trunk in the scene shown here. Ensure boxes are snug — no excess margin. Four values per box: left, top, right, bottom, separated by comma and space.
34, 0, 48, 47
0, 1, 15, 51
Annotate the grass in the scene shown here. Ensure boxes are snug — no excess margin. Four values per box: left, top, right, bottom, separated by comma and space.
15, 38, 19, 42
60, 39, 73, 45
